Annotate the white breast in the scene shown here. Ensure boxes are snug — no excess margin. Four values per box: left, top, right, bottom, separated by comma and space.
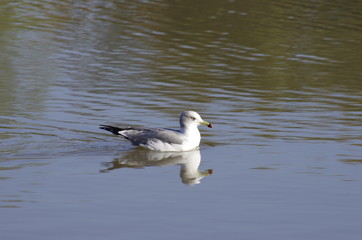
141, 128, 201, 152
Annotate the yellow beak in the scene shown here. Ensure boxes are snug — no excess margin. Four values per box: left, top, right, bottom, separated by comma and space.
201, 121, 213, 128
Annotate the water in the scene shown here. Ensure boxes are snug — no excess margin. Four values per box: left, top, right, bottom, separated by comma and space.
1, 0, 362, 239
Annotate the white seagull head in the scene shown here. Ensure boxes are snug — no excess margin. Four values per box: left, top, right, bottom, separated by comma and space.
179, 111, 213, 129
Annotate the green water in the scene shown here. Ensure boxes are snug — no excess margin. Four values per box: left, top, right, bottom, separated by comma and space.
1, 0, 361, 239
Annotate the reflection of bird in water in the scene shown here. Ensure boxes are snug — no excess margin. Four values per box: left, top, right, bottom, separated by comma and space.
101, 149, 213, 185
100, 111, 212, 152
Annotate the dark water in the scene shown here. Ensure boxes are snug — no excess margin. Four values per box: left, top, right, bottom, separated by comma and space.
1, 0, 362, 239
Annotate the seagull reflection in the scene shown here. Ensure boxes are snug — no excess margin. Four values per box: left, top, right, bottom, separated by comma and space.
101, 149, 213, 185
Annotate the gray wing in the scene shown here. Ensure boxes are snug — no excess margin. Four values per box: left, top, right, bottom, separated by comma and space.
120, 127, 183, 146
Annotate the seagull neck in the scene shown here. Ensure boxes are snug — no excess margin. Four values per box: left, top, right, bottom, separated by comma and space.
180, 125, 198, 134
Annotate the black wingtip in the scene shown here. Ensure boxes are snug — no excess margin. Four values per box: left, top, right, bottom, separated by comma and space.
99, 125, 122, 135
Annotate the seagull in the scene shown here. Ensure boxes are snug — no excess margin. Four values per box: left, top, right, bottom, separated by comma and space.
100, 111, 212, 152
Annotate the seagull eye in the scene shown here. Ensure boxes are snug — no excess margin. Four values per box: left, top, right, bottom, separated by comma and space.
190, 117, 196, 120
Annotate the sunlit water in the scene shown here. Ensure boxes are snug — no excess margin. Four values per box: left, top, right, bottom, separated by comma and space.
1, 0, 362, 239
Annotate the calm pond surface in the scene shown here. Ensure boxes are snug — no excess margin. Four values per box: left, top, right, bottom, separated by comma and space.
1, 0, 362, 239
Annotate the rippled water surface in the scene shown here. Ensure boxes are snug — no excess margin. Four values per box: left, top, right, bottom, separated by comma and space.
1, 0, 362, 239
